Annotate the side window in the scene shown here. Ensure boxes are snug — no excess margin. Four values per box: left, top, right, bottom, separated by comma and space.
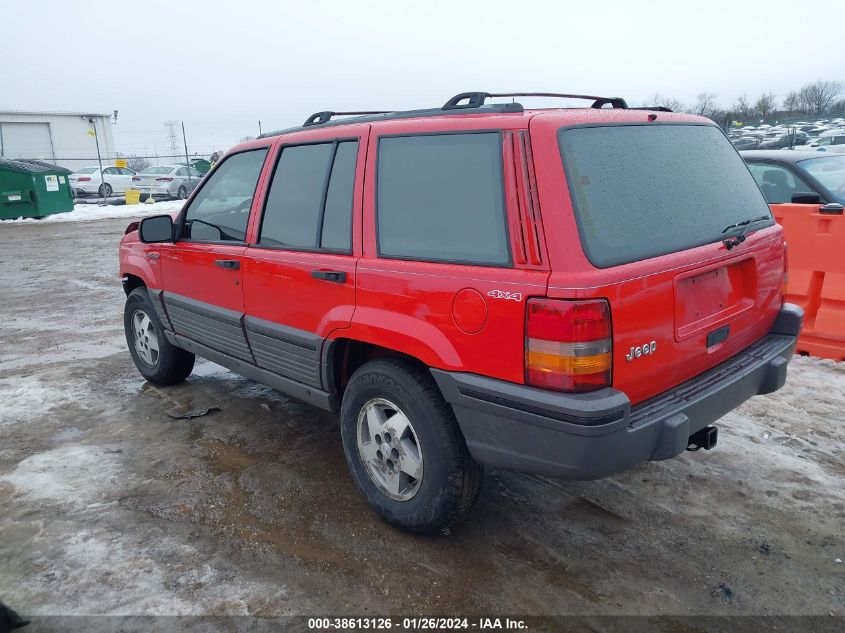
817, 137, 832, 147
103, 167, 118, 175
833, 136, 845, 146
747, 163, 817, 204
376, 133, 509, 265
120, 168, 134, 176
259, 140, 358, 251
182, 148, 268, 242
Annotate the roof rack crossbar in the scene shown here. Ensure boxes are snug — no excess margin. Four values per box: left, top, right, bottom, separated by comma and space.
442, 91, 628, 110
303, 110, 393, 127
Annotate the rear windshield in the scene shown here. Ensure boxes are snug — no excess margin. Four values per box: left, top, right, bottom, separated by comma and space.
75, 167, 98, 174
558, 124, 773, 268
141, 166, 174, 175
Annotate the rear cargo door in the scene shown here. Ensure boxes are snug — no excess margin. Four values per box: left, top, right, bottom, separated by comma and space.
545, 121, 785, 404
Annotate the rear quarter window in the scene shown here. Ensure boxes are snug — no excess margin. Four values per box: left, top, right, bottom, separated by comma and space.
376, 133, 509, 266
558, 124, 773, 268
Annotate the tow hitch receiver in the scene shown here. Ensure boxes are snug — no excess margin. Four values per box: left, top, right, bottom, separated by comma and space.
687, 426, 718, 452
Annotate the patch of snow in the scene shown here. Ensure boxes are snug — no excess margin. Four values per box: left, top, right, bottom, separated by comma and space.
0, 375, 90, 426
0, 445, 122, 508
0, 199, 183, 224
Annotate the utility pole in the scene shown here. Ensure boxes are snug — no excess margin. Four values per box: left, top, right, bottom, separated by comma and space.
182, 121, 192, 185
89, 117, 106, 206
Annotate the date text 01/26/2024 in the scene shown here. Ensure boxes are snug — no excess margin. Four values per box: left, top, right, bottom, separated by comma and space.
307, 617, 528, 630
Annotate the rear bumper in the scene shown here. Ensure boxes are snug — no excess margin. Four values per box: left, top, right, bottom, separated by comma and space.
432, 303, 803, 480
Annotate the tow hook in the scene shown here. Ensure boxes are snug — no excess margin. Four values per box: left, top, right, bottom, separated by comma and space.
687, 426, 718, 452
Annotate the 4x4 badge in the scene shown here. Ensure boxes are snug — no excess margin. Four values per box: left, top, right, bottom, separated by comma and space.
626, 341, 657, 361
487, 290, 523, 302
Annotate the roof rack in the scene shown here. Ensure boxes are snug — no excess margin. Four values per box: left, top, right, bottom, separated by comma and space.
442, 91, 628, 110
259, 90, 629, 139
303, 110, 393, 126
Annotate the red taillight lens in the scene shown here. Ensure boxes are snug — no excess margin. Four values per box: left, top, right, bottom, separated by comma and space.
132, 176, 141, 181
77, 177, 91, 182
525, 298, 612, 393
156, 177, 173, 182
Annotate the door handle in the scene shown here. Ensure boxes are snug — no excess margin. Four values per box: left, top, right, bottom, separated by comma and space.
214, 259, 241, 269
311, 269, 346, 283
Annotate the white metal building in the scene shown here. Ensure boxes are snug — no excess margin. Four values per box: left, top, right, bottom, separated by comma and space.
0, 110, 116, 172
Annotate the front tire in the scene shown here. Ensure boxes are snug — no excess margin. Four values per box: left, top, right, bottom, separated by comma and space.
124, 287, 195, 385
340, 358, 483, 533
177, 186, 187, 200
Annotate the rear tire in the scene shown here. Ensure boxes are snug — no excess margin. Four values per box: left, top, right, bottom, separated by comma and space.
340, 358, 483, 533
124, 287, 194, 385
99, 183, 113, 197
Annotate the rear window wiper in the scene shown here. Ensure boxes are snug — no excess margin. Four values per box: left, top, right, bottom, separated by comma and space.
721, 215, 771, 250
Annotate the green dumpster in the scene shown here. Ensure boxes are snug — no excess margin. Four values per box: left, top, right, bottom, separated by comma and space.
190, 158, 211, 175
0, 159, 74, 220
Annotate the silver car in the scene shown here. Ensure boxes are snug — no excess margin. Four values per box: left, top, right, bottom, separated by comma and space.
131, 164, 204, 200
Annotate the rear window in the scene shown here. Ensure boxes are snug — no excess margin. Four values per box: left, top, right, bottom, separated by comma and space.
141, 166, 174, 175
558, 124, 773, 268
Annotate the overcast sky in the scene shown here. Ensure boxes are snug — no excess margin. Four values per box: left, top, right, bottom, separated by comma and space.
2, 0, 843, 154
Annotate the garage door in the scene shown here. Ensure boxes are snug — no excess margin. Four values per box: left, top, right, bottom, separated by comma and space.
0, 122, 55, 161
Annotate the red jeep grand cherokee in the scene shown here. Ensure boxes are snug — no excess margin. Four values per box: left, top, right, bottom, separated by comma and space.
120, 91, 803, 532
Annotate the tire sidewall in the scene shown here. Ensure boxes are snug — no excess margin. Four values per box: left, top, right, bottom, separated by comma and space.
341, 363, 458, 528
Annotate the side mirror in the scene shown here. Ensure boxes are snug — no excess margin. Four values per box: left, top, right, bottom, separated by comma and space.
791, 192, 823, 204
139, 214, 174, 243
819, 203, 844, 215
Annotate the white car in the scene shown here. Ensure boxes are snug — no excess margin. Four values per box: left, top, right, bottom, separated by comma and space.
69, 165, 137, 197
131, 164, 203, 200
799, 129, 845, 154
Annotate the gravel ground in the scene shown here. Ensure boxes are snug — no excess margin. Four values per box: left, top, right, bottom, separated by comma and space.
0, 218, 843, 621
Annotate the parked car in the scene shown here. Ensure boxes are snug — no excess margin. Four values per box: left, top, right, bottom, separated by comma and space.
732, 136, 761, 150
120, 91, 802, 532
758, 131, 810, 150
132, 164, 203, 200
69, 165, 136, 197
741, 150, 845, 206
803, 130, 845, 154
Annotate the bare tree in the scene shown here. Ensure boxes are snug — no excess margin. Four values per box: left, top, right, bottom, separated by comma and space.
798, 80, 844, 115
693, 92, 719, 118
732, 94, 751, 119
782, 91, 802, 115
125, 154, 150, 172
648, 93, 686, 112
753, 92, 777, 119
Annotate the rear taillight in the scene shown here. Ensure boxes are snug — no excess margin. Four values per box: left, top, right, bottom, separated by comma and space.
132, 176, 141, 181
78, 177, 91, 182
156, 177, 173, 182
782, 242, 789, 297
525, 298, 612, 393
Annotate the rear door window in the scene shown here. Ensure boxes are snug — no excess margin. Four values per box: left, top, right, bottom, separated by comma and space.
558, 124, 773, 268
376, 133, 509, 265
258, 140, 358, 252
746, 163, 817, 204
